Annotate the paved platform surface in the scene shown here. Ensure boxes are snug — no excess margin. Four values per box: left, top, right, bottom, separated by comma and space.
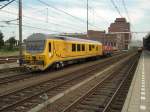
122, 51, 150, 112
0, 62, 19, 70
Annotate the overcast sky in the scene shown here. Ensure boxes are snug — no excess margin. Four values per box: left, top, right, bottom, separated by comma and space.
0, 0, 149, 40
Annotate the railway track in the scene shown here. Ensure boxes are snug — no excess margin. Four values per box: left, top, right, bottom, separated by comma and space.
0, 52, 134, 112
62, 54, 139, 112
0, 56, 19, 64
0, 51, 120, 65
0, 52, 124, 86
0, 71, 33, 85
0, 67, 24, 73
0, 66, 33, 85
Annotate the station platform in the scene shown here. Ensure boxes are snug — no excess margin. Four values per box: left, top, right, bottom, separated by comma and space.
0, 62, 19, 70
122, 51, 150, 112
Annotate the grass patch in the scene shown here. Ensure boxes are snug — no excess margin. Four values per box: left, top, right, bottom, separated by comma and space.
0, 49, 19, 57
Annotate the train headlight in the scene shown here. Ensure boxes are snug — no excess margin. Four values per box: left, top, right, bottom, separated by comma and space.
26, 55, 30, 60
39, 55, 44, 60
49, 53, 52, 58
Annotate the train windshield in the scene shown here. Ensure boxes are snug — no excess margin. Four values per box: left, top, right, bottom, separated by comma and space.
26, 40, 45, 53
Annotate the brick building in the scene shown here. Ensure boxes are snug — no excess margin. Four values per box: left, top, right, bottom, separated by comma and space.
61, 30, 106, 43
87, 30, 106, 42
61, 18, 131, 50
61, 30, 118, 50
108, 18, 131, 50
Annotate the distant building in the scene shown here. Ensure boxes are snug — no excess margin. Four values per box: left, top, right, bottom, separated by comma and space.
61, 30, 117, 50
105, 33, 118, 50
61, 18, 131, 50
61, 30, 106, 43
108, 18, 131, 50
87, 30, 106, 42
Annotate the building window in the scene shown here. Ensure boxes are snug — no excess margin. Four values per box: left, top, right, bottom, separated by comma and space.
111, 42, 113, 46
72, 44, 76, 51
82, 44, 85, 51
49, 43, 51, 52
77, 44, 80, 51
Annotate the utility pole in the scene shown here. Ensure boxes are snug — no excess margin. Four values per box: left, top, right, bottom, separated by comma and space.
87, 0, 88, 38
46, 8, 48, 23
19, 0, 22, 66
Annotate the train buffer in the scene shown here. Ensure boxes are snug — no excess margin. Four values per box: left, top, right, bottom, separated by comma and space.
122, 51, 150, 112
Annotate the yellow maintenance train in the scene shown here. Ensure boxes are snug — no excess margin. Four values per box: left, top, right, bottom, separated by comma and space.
23, 33, 104, 71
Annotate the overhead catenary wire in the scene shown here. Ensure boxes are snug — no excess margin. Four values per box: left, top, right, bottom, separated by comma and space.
8, 22, 63, 33
15, 0, 86, 30
122, 0, 131, 22
89, 7, 110, 25
37, 0, 101, 29
0, 1, 85, 32
5, 0, 85, 30
122, 0, 134, 31
0, 9, 83, 32
110, 0, 123, 17
0, 0, 16, 9
20, 5, 86, 30
0, 18, 18, 23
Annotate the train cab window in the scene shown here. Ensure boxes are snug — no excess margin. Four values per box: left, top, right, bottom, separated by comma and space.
49, 43, 51, 52
72, 44, 76, 51
89, 45, 92, 51
82, 44, 85, 51
77, 44, 81, 51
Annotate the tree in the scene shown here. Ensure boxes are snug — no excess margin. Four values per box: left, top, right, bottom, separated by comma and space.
0, 31, 4, 49
5, 36, 17, 50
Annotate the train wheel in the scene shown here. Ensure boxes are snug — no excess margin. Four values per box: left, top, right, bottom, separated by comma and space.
60, 62, 64, 68
55, 62, 61, 70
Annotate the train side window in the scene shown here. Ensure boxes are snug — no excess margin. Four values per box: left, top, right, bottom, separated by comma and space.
49, 43, 51, 52
77, 44, 80, 51
96, 46, 98, 51
92, 45, 95, 49
89, 45, 92, 51
82, 44, 85, 51
72, 44, 76, 52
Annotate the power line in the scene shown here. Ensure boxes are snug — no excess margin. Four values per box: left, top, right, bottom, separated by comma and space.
37, 0, 86, 23
89, 8, 110, 25
0, 18, 81, 34
121, 0, 136, 32
122, 0, 131, 22
0, 1, 85, 31
7, 22, 62, 33
0, 0, 15, 9
0, 18, 18, 23
0, 10, 83, 32
110, 0, 123, 17
37, 0, 100, 29
17, 1, 86, 30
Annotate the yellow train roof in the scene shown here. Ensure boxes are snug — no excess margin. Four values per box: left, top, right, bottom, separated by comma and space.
27, 33, 102, 45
